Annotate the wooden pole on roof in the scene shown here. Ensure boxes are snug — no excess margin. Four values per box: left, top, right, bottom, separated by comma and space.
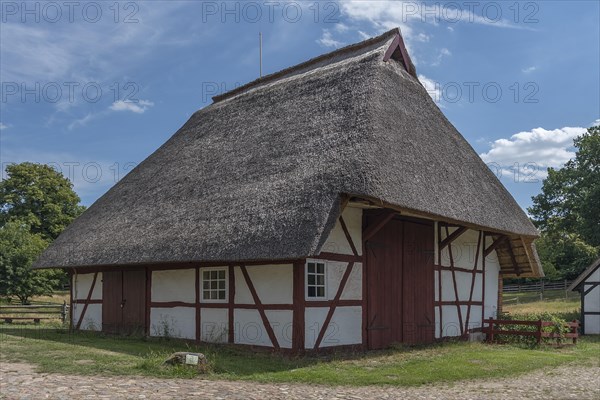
259, 32, 263, 78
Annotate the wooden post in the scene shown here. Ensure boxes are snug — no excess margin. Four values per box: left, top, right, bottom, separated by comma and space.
536, 320, 542, 345
61, 301, 67, 324
540, 279, 544, 301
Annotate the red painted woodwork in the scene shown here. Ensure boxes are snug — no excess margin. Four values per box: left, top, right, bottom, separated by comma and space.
102, 269, 147, 335
240, 265, 280, 350
228, 265, 235, 343
292, 261, 305, 351
365, 211, 434, 349
75, 272, 98, 330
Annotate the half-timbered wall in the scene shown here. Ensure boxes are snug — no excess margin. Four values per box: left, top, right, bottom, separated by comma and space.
308, 206, 363, 349
582, 267, 600, 334
435, 223, 500, 338
72, 272, 102, 330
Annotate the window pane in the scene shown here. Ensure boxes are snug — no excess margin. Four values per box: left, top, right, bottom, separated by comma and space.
308, 263, 315, 273
308, 287, 316, 297
210, 291, 217, 300
203, 290, 210, 300
317, 287, 325, 297
203, 271, 210, 280
219, 280, 225, 290
218, 270, 225, 280
317, 263, 325, 274
218, 290, 225, 300
211, 270, 218, 279
317, 275, 324, 285
203, 280, 210, 289
308, 275, 315, 285
210, 281, 217, 289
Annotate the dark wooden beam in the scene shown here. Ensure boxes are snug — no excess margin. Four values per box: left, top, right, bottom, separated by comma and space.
363, 209, 395, 242
439, 226, 467, 251
483, 235, 507, 258
339, 215, 359, 257
75, 272, 98, 330
507, 242, 522, 276
314, 262, 355, 350
240, 265, 280, 350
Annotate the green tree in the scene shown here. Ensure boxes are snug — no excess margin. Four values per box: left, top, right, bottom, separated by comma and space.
529, 125, 600, 279
0, 162, 85, 241
0, 220, 59, 304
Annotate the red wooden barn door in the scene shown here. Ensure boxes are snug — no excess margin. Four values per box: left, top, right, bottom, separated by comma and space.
365, 211, 434, 349
366, 217, 403, 349
102, 269, 147, 334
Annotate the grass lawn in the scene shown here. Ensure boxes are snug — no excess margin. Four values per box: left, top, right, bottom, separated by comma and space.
1, 324, 598, 386
503, 289, 580, 320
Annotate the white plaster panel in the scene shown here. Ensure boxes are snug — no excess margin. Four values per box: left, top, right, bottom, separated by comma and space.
150, 307, 195, 340
434, 270, 440, 301
304, 306, 362, 348
589, 268, 600, 281
584, 315, 600, 335
201, 308, 228, 343
434, 306, 441, 339
234, 266, 253, 304
341, 262, 362, 300
320, 207, 362, 256
246, 264, 293, 304
484, 252, 500, 320
73, 273, 102, 300
152, 269, 195, 303
466, 305, 483, 331
305, 307, 328, 349
72, 303, 102, 331
441, 305, 461, 337
323, 261, 362, 301
454, 270, 474, 301
584, 285, 600, 312
440, 270, 457, 301
234, 309, 272, 347
265, 310, 293, 349
320, 306, 362, 348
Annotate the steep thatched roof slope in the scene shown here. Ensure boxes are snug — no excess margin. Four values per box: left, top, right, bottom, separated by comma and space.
34, 28, 540, 275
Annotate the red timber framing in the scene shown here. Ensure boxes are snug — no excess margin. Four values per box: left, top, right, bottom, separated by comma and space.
312, 213, 361, 351
435, 223, 487, 338
74, 271, 98, 330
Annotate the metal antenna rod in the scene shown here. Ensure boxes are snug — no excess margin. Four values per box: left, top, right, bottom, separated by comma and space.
259, 32, 263, 78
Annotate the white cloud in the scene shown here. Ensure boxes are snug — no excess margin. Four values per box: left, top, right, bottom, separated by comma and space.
334, 23, 350, 33
338, 0, 525, 40
418, 74, 441, 104
479, 126, 587, 179
357, 31, 372, 40
68, 113, 99, 130
317, 30, 345, 48
416, 33, 430, 42
0, 123, 8, 130
431, 47, 451, 66
522, 66, 537, 73
109, 100, 154, 114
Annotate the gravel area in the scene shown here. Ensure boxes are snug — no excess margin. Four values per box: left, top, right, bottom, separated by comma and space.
1, 361, 599, 399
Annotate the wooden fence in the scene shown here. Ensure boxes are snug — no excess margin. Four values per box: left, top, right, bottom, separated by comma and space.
483, 318, 579, 345
0, 302, 69, 324
503, 280, 572, 293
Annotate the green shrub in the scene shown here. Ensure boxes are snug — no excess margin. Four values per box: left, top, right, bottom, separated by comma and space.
494, 312, 574, 347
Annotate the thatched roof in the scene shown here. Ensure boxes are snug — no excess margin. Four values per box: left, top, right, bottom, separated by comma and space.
34, 28, 541, 276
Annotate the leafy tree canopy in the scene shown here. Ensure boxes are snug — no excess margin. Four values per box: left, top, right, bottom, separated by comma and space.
529, 125, 600, 279
0, 220, 59, 304
0, 162, 85, 241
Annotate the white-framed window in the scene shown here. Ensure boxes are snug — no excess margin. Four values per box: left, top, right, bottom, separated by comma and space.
201, 267, 227, 302
306, 260, 327, 300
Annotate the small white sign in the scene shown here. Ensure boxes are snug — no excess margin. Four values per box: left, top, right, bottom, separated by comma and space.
185, 354, 199, 365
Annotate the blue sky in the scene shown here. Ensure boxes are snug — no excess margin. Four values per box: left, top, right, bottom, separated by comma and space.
1, 0, 599, 210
